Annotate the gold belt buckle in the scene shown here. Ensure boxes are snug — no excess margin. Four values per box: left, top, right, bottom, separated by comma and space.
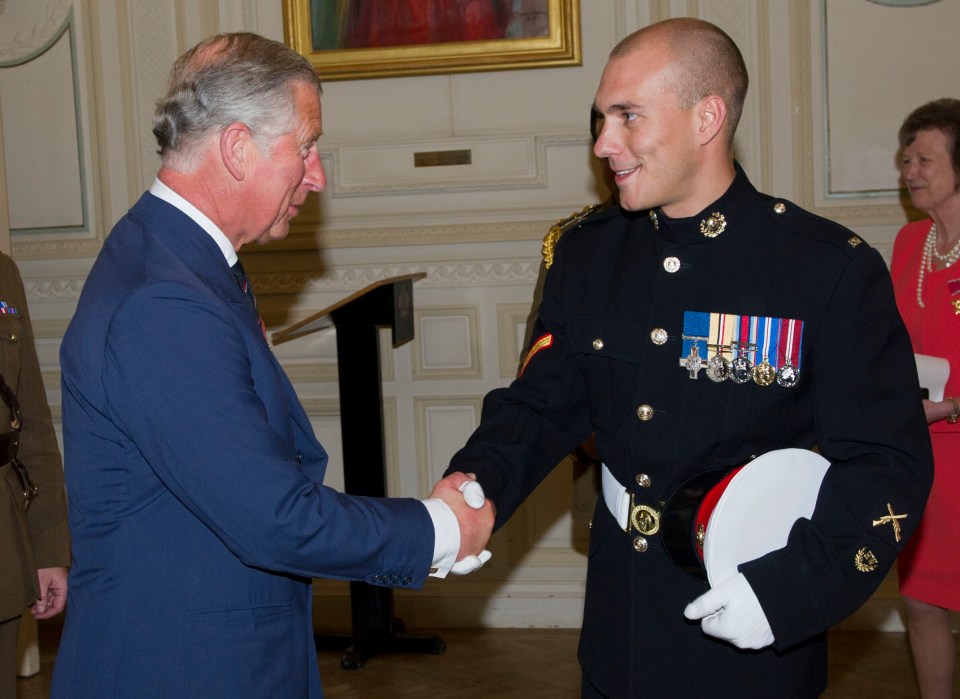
628, 493, 660, 535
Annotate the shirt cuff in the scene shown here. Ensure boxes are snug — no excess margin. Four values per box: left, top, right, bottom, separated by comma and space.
422, 498, 461, 579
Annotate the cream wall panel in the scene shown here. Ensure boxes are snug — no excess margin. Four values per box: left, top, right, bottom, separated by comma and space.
414, 397, 483, 494
318, 74, 461, 143
701, 1, 763, 179
381, 397, 402, 498
804, 0, 916, 235
78, 0, 142, 238
1, 33, 84, 231
128, 0, 175, 191
219, 0, 259, 34
413, 307, 481, 379
448, 4, 610, 137
765, 0, 798, 199
507, 458, 589, 569
824, 1, 958, 198
305, 135, 601, 233
307, 410, 345, 493
334, 136, 544, 195
497, 302, 532, 379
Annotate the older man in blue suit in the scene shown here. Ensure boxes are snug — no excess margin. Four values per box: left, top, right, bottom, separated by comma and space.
51, 32, 493, 698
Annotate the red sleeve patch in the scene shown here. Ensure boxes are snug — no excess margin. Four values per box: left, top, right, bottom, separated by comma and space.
519, 333, 553, 377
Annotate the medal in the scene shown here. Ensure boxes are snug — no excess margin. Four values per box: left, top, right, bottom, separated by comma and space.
754, 361, 776, 386
705, 312, 729, 382
776, 317, 803, 388
681, 334, 708, 379
729, 316, 755, 384
706, 349, 729, 382
776, 361, 798, 388
753, 316, 776, 386
730, 345, 755, 384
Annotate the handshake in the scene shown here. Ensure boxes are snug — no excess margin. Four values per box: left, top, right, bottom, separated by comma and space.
428, 472, 496, 576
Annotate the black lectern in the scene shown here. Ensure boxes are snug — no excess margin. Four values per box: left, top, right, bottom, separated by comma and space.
273, 273, 445, 669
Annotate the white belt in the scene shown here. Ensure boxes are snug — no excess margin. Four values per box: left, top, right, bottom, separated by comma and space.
601, 463, 632, 530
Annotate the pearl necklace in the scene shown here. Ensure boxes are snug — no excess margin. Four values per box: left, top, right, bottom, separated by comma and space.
917, 222, 960, 308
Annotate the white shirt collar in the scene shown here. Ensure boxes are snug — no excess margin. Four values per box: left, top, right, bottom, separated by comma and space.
149, 178, 238, 266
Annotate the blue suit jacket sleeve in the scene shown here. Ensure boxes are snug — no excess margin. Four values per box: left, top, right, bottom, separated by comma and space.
101, 279, 433, 585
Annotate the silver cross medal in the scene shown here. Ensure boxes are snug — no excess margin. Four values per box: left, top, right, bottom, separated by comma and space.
682, 336, 707, 379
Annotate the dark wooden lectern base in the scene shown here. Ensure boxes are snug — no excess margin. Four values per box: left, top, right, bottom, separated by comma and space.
274, 274, 443, 669
315, 583, 446, 669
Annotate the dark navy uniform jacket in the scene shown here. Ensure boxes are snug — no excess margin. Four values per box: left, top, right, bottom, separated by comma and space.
448, 165, 932, 697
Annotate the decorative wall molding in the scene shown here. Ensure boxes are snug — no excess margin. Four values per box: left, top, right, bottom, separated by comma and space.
12, 235, 102, 260
24, 277, 86, 302
323, 132, 588, 197
297, 396, 341, 417
311, 576, 588, 629
290, 219, 555, 249
252, 259, 541, 297
281, 362, 339, 384
0, 0, 72, 66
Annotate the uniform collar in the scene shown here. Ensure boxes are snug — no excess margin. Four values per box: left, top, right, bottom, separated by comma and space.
649, 162, 759, 245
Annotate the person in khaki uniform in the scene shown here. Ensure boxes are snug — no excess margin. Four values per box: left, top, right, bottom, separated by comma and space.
0, 250, 70, 697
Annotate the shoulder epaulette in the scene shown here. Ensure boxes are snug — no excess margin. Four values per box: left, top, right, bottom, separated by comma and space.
542, 203, 603, 269
766, 199, 868, 254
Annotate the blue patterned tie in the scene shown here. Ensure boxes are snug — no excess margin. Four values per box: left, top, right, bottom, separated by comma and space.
231, 260, 267, 338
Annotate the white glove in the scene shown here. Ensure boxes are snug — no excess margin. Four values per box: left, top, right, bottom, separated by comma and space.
683, 573, 775, 650
450, 549, 492, 575
459, 480, 486, 508
450, 480, 492, 575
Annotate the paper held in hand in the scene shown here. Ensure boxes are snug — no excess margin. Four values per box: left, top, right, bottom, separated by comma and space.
914, 353, 950, 402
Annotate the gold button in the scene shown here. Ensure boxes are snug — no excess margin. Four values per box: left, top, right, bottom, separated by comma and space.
637, 404, 654, 421
633, 536, 649, 553
636, 473, 651, 488
650, 328, 668, 345
592, 338, 604, 350
663, 257, 680, 273
773, 202, 786, 214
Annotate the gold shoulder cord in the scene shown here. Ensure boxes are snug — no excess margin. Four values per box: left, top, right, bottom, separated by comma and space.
542, 204, 601, 269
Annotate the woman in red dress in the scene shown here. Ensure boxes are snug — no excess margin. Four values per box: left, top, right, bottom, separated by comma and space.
890, 98, 960, 699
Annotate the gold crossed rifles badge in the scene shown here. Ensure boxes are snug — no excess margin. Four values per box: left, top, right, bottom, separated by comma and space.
872, 503, 907, 542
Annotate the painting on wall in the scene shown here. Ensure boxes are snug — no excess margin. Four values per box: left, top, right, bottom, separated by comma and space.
283, 0, 580, 81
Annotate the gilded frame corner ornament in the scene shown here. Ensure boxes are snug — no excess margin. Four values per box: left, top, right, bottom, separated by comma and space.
283, 0, 581, 81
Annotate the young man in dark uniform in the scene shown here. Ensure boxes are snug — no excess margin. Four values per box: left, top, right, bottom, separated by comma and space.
444, 17, 933, 697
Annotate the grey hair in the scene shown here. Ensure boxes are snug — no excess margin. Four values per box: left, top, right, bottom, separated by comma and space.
152, 32, 322, 171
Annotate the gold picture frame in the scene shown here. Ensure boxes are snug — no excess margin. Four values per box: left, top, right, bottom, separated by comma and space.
283, 0, 581, 81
